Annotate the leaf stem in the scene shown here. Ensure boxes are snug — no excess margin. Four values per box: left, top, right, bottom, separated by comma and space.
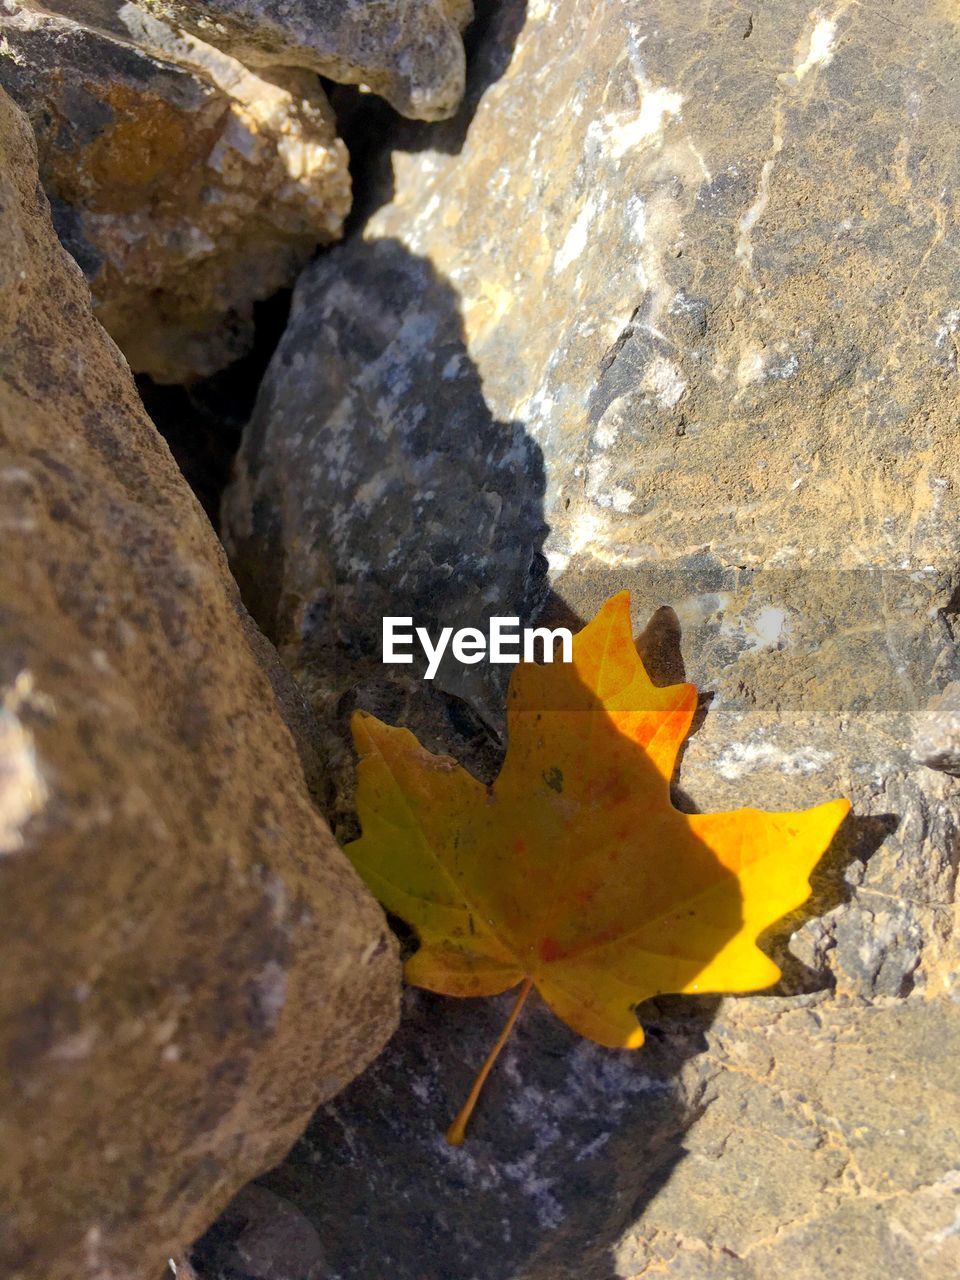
445, 976, 534, 1146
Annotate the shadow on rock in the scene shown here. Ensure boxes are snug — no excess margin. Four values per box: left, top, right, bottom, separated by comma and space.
192, 989, 722, 1280
334, 0, 529, 231
222, 238, 553, 828
207, 229, 858, 1279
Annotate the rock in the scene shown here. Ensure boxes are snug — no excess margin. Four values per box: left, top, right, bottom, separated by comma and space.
0, 86, 398, 1280
135, 0, 472, 121
222, 237, 551, 819
192, 989, 960, 1280
913, 681, 960, 776
192, 1185, 329, 1279
614, 997, 960, 1280
219, 0, 960, 1274
0, 1, 350, 382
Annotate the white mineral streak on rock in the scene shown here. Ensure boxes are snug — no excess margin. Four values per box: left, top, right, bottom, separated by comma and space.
934, 308, 960, 347
494, 1039, 667, 1229
720, 605, 793, 651
554, 193, 599, 273
586, 451, 635, 513
594, 418, 619, 448
685, 136, 712, 182
769, 350, 799, 379
736, 342, 769, 386
739, 10, 843, 288
590, 85, 684, 161
567, 510, 607, 556
792, 14, 838, 81
736, 137, 783, 273
635, 190, 685, 336
0, 30, 23, 63
0, 672, 48, 856
674, 593, 735, 629
626, 193, 647, 244
714, 740, 834, 781
642, 354, 686, 407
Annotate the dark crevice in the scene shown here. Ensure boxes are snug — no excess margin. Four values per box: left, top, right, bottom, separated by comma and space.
137, 290, 291, 531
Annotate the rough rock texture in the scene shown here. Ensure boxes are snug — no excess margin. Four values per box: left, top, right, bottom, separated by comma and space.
0, 1, 350, 382
136, 0, 473, 121
914, 682, 960, 776
0, 86, 398, 1280
196, 989, 960, 1280
218, 0, 960, 1275
223, 236, 550, 785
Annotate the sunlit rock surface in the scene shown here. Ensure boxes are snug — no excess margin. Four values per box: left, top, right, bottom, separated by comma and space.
0, 1, 350, 382
138, 0, 472, 121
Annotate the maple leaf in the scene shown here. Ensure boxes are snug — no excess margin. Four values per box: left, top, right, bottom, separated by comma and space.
345, 592, 849, 1143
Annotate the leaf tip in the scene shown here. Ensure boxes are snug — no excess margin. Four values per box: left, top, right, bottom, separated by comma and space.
350, 707, 392, 756
624, 1025, 645, 1050
817, 796, 853, 844
602, 588, 633, 625
350, 705, 371, 736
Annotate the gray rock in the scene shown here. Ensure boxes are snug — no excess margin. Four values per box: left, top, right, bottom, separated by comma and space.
0, 1, 350, 382
0, 86, 398, 1280
222, 239, 550, 738
192, 1185, 329, 1279
193, 986, 712, 1280
135, 0, 473, 120
219, 0, 960, 1275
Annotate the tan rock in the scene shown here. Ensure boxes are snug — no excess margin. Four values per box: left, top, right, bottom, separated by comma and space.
0, 2, 351, 382
615, 998, 960, 1280
0, 85, 398, 1280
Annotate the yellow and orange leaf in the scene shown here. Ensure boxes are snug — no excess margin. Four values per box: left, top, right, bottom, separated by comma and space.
345, 592, 849, 1141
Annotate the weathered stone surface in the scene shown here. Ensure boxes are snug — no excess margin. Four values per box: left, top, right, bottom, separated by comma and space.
614, 997, 960, 1280
0, 86, 398, 1280
194, 989, 960, 1280
914, 681, 960, 776
222, 236, 550, 808
136, 0, 472, 121
0, 1, 350, 382
218, 0, 960, 1274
